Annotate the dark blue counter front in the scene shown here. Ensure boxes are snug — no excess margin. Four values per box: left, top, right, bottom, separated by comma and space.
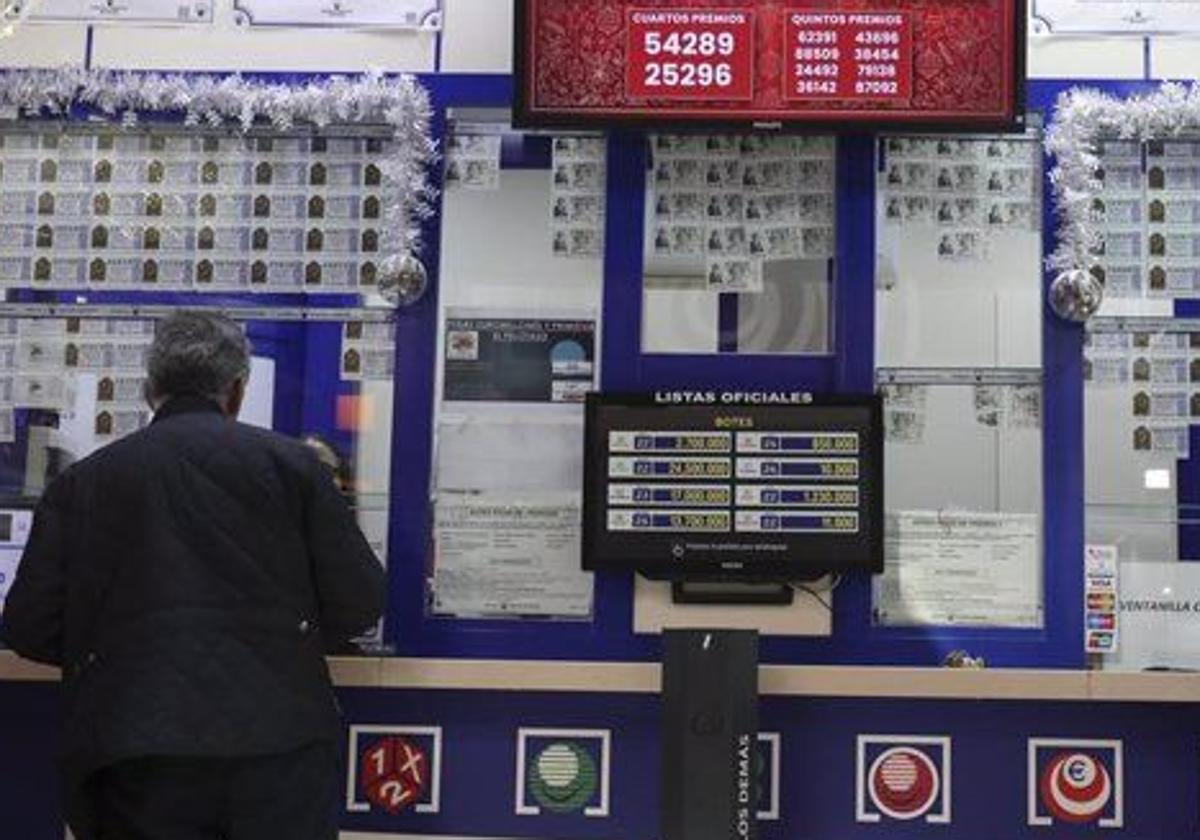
2, 660, 1197, 839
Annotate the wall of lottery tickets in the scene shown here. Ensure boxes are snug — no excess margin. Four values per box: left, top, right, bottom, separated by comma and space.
444, 129, 608, 261
1085, 325, 1200, 458
646, 133, 836, 295
879, 135, 1043, 264
0, 312, 396, 454
0, 119, 401, 459
0, 316, 155, 445
0, 123, 396, 292
1083, 138, 1200, 458
1090, 139, 1200, 301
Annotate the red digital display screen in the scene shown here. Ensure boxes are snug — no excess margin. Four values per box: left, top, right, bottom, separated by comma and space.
515, 0, 1025, 130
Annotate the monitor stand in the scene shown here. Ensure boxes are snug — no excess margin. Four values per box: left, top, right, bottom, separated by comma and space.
671, 579, 795, 606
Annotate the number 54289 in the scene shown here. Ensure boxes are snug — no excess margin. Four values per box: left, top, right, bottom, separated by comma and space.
644, 29, 736, 57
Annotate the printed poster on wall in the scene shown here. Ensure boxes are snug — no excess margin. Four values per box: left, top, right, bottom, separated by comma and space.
432, 491, 592, 619
433, 308, 598, 620
1032, 0, 1200, 33
443, 316, 596, 405
0, 125, 393, 295
1091, 138, 1200, 302
232, 0, 441, 27
340, 320, 396, 383
551, 136, 607, 260
873, 510, 1043, 629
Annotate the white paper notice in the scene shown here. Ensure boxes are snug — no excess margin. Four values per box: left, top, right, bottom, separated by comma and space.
432, 491, 593, 619
874, 510, 1043, 628
436, 416, 583, 493
242, 356, 276, 430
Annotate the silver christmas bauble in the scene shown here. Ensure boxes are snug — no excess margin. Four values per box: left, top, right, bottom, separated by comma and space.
378, 254, 428, 307
1048, 268, 1104, 324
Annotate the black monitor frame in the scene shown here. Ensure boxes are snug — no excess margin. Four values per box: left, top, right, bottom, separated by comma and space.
513, 0, 1028, 134
582, 392, 884, 581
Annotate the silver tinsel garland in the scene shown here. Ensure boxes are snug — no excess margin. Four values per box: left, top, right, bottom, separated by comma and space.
1046, 81, 1200, 275
0, 67, 436, 272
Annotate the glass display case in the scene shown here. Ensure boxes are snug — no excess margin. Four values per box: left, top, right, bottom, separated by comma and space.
872, 128, 1048, 635
1085, 316, 1200, 670
641, 134, 837, 355
428, 109, 603, 620
0, 119, 404, 647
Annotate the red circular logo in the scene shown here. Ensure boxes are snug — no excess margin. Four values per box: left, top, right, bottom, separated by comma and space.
868, 747, 940, 820
361, 736, 428, 815
1040, 752, 1111, 823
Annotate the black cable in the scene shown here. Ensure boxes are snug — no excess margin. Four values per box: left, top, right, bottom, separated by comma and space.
793, 584, 832, 612
790, 573, 844, 613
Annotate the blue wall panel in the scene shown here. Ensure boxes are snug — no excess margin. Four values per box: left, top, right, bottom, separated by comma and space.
0, 683, 62, 838
8, 73, 1181, 667
385, 74, 1089, 668
337, 688, 1200, 839
4, 682, 1198, 839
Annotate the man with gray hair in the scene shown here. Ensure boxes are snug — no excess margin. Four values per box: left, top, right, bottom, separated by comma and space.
2, 310, 387, 840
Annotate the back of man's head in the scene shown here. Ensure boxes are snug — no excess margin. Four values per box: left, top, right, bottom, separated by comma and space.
146, 311, 251, 413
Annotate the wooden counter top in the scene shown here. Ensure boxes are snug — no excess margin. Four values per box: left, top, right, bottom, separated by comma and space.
1, 652, 1197, 702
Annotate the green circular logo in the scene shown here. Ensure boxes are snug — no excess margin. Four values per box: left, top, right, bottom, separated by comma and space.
528, 742, 598, 813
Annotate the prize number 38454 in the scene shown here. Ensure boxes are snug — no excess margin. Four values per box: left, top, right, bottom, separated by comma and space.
644, 62, 734, 88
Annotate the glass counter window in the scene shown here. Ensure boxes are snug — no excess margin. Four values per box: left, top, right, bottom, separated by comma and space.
430, 110, 604, 621
0, 309, 398, 651
1084, 316, 1200, 669
642, 134, 837, 355
873, 373, 1045, 630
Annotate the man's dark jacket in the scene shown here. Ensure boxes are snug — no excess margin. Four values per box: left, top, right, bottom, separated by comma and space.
0, 395, 387, 836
